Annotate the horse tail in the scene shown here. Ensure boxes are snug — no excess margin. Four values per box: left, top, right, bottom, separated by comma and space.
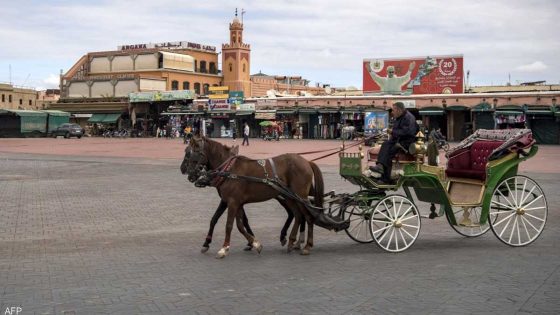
309, 161, 324, 208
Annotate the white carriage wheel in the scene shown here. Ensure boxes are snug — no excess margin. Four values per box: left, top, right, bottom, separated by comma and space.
446, 205, 490, 237
369, 195, 421, 253
344, 201, 374, 244
489, 175, 547, 247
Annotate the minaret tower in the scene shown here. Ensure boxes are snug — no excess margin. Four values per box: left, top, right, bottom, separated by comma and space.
222, 9, 251, 97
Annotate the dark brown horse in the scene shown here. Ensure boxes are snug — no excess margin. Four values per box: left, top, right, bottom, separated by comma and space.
181, 141, 306, 253
181, 136, 324, 258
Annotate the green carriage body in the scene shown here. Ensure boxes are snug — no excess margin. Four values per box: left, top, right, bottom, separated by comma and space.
338, 128, 545, 251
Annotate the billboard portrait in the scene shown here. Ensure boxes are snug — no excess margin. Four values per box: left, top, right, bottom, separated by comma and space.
363, 55, 463, 95
364, 111, 389, 135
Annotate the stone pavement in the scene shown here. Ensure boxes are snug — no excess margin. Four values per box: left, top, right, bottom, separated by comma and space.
0, 138, 559, 314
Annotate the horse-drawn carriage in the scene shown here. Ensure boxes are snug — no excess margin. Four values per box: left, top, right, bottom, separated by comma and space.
331, 128, 547, 252
181, 128, 546, 257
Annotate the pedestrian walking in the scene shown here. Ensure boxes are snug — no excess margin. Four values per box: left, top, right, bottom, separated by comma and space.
242, 122, 250, 146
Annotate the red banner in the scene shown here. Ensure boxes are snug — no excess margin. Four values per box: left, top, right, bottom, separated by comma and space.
363, 55, 463, 95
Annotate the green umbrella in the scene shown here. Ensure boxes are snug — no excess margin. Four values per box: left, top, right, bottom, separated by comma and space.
259, 121, 276, 127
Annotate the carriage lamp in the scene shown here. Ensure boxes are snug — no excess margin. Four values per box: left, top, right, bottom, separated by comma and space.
409, 131, 427, 168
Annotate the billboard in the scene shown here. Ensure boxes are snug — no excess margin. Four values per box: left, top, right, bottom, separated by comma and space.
363, 55, 463, 95
364, 111, 389, 135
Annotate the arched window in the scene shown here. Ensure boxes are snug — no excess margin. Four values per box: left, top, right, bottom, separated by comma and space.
209, 62, 216, 74
194, 83, 201, 95
243, 63, 246, 72
229, 63, 233, 72
194, 60, 197, 72
182, 81, 190, 90
203, 84, 210, 95
19, 99, 23, 105
29, 100, 32, 106
200, 61, 207, 73
171, 80, 179, 90
1, 94, 4, 102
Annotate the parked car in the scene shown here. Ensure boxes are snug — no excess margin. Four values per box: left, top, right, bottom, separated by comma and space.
52, 123, 84, 139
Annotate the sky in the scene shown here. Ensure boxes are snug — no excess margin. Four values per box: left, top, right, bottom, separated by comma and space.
0, 0, 559, 91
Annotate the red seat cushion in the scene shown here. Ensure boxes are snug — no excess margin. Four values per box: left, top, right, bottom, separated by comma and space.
446, 140, 503, 180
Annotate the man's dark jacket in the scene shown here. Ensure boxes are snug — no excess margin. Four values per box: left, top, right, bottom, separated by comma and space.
391, 110, 418, 146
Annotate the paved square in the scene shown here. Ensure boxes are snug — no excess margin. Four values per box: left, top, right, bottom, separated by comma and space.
0, 139, 559, 314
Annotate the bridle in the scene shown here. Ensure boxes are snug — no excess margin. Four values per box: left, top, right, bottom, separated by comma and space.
184, 137, 209, 183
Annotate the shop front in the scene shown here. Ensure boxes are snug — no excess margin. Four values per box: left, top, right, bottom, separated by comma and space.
495, 105, 526, 130
446, 105, 470, 141
276, 108, 298, 139
317, 108, 340, 139
526, 106, 558, 144
472, 102, 495, 131
419, 106, 446, 137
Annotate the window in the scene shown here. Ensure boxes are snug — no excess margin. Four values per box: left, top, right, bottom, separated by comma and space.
194, 60, 197, 72
171, 80, 179, 90
19, 99, 23, 105
194, 83, 201, 95
200, 61, 207, 73
1, 94, 4, 102
229, 63, 233, 72
29, 100, 32, 106
183, 81, 190, 90
209, 62, 216, 74
9, 95, 12, 102
203, 84, 210, 95
243, 64, 246, 72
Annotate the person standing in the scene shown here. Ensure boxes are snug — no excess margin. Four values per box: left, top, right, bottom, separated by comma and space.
242, 122, 250, 146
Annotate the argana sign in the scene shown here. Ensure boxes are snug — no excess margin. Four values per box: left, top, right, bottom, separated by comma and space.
118, 41, 216, 52
363, 54, 463, 95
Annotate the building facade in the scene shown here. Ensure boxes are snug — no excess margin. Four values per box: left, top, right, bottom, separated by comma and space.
0, 83, 38, 110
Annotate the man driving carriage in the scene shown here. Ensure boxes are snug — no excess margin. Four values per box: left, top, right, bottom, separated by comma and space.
369, 101, 418, 183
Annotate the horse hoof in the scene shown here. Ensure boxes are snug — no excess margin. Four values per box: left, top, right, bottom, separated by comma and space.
301, 248, 311, 255
201, 246, 209, 253
216, 247, 229, 259
280, 238, 287, 246
252, 241, 263, 254
287, 245, 293, 253
243, 245, 253, 251
292, 244, 301, 251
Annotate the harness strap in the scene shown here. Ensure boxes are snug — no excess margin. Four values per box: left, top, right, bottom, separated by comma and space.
210, 156, 237, 188
268, 158, 280, 180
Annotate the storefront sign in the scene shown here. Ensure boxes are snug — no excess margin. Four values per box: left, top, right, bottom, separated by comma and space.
129, 90, 195, 103
256, 99, 277, 107
237, 103, 255, 111
209, 86, 229, 92
208, 99, 231, 111
401, 100, 416, 109
118, 41, 216, 52
363, 54, 463, 95
255, 110, 276, 120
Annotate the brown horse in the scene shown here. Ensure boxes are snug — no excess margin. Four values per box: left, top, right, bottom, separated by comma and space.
181, 141, 306, 253
181, 136, 324, 258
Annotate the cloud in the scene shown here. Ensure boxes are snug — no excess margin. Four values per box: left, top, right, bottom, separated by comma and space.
1, 0, 559, 88
42, 74, 60, 88
515, 61, 548, 72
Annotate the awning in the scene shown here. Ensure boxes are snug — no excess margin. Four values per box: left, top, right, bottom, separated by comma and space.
526, 109, 553, 115
209, 111, 234, 116
276, 109, 297, 114
160, 112, 204, 116
419, 109, 444, 116
102, 113, 122, 123
495, 110, 524, 115
0, 109, 47, 117
235, 111, 254, 116
297, 108, 318, 114
41, 110, 70, 117
446, 105, 469, 111
472, 102, 494, 112
160, 51, 194, 72
88, 113, 106, 123
318, 109, 339, 114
